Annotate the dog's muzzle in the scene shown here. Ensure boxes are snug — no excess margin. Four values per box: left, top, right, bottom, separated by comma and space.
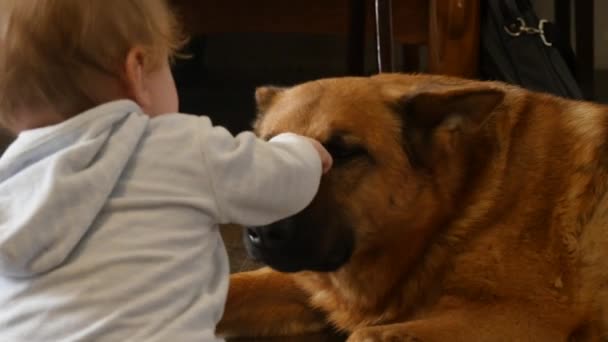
243, 218, 354, 273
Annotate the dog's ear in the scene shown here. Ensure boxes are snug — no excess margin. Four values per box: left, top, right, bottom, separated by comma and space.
397, 85, 505, 169
255, 86, 285, 113
253, 86, 286, 134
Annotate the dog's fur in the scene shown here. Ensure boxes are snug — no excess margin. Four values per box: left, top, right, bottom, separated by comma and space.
217, 74, 608, 341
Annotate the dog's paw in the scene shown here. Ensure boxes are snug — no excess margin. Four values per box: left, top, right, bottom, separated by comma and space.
347, 327, 422, 342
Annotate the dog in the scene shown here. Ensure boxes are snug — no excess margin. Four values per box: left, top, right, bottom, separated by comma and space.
216, 73, 608, 341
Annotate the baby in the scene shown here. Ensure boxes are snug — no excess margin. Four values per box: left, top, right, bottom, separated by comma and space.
0, 0, 331, 341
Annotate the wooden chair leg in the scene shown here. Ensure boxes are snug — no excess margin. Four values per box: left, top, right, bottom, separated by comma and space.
574, 0, 594, 99
427, 0, 480, 78
347, 0, 367, 75
554, 0, 577, 74
554, 0, 572, 45
401, 44, 420, 72
374, 0, 395, 73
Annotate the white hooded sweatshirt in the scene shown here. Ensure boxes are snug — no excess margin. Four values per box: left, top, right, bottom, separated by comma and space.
0, 100, 322, 341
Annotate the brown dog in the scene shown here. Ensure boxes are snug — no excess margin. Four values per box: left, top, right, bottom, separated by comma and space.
217, 73, 608, 341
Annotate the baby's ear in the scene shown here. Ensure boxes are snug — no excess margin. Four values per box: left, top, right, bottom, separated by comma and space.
255, 86, 285, 114
123, 46, 150, 107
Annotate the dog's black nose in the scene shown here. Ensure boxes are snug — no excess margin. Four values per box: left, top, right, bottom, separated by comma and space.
246, 222, 294, 249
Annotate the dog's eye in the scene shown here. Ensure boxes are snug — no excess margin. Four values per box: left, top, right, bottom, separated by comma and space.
324, 137, 366, 161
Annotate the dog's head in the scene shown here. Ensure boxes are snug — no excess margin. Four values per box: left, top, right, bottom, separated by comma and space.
244, 73, 507, 273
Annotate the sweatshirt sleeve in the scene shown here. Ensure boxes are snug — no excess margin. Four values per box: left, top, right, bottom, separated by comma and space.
198, 117, 322, 226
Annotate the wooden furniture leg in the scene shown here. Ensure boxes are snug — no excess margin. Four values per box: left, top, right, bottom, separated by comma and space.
554, 0, 572, 44
401, 44, 420, 72
347, 0, 367, 75
574, 0, 594, 99
428, 0, 480, 78
374, 0, 395, 73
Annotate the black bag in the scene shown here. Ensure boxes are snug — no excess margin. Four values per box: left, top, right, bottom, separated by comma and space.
480, 0, 584, 99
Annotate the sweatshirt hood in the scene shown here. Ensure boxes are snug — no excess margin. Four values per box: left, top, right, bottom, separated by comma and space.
0, 100, 148, 277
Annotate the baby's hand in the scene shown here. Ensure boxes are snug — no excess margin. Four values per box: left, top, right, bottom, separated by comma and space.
304, 138, 333, 174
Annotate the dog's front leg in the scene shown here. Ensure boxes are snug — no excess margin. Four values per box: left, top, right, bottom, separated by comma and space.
347, 299, 573, 342
216, 267, 328, 338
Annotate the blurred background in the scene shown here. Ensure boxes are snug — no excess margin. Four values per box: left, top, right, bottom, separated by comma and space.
170, 0, 606, 136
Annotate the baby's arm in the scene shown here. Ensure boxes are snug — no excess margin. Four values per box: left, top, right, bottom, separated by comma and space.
198, 118, 331, 226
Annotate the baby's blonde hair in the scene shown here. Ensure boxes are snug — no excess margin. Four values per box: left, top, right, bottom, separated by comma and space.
0, 0, 185, 128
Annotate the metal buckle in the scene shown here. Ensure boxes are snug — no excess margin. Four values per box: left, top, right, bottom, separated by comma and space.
504, 17, 553, 47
